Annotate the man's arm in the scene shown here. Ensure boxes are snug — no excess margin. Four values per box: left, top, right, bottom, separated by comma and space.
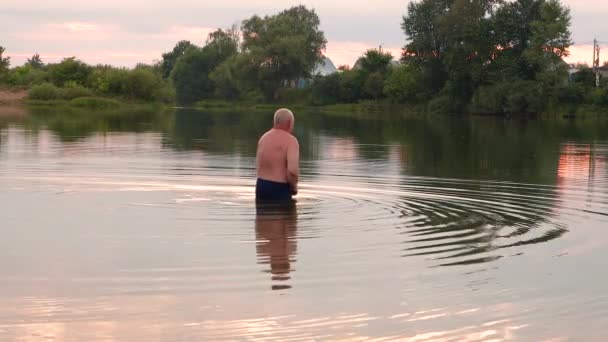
286, 138, 300, 195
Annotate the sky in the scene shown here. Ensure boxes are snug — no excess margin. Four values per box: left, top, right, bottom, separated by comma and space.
1, 0, 607, 68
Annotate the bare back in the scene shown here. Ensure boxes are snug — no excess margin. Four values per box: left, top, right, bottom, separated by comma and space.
256, 128, 300, 187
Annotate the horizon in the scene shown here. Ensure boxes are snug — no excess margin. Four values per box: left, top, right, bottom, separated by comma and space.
2, 0, 607, 68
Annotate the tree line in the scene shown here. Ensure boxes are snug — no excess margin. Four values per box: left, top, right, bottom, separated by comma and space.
1, 1, 607, 114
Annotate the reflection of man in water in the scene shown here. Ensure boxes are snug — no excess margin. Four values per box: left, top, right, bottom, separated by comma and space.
255, 108, 300, 201
255, 201, 298, 290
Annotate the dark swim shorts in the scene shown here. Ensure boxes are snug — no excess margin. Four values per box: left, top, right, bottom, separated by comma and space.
256, 178, 292, 201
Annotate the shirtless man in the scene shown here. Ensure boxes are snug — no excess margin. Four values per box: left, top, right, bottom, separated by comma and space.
255, 108, 300, 201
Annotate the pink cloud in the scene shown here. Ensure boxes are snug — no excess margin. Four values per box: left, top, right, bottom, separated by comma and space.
8, 22, 216, 67
325, 41, 402, 67
564, 44, 594, 65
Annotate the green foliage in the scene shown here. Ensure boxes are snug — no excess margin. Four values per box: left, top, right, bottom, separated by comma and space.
0, 46, 10, 79
60, 82, 93, 100
571, 68, 595, 88
87, 65, 174, 103
161, 40, 193, 79
470, 80, 546, 115
275, 88, 310, 104
26, 53, 44, 69
171, 46, 214, 104
310, 73, 342, 105
48, 57, 92, 87
29, 82, 61, 100
555, 84, 585, 105
400, 0, 573, 114
171, 29, 238, 104
590, 88, 608, 107
70, 97, 122, 109
241, 5, 327, 100
363, 72, 386, 100
123, 67, 162, 101
356, 49, 394, 75
6, 64, 48, 86
210, 54, 250, 101
383, 65, 430, 102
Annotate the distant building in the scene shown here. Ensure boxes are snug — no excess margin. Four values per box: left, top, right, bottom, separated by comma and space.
314, 57, 338, 76
296, 57, 337, 88
598, 65, 608, 78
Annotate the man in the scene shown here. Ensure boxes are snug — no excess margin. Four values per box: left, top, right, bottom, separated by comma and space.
255, 108, 300, 201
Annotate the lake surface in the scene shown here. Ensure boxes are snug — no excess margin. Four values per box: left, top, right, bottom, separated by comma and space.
1, 106, 607, 341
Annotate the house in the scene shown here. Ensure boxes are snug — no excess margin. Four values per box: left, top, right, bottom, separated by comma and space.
295, 57, 337, 88
598, 65, 608, 78
567, 64, 580, 81
314, 57, 338, 76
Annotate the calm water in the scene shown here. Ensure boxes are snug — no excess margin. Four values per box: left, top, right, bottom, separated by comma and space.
1, 106, 607, 341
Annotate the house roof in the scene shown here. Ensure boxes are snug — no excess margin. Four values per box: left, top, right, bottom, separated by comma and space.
314, 57, 337, 76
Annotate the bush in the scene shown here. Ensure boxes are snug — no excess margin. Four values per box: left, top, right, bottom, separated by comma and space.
338, 70, 364, 103
590, 88, 608, 107
60, 82, 93, 100
363, 72, 385, 100
383, 65, 429, 103
276, 88, 310, 104
123, 68, 162, 101
470, 84, 507, 114
28, 82, 60, 100
70, 97, 121, 109
310, 73, 341, 105
556, 84, 585, 105
6, 65, 48, 86
428, 95, 461, 114
48, 57, 92, 86
469, 81, 546, 115
153, 83, 176, 104
106, 68, 129, 95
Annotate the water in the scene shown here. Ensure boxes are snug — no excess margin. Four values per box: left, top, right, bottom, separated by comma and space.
1, 106, 607, 341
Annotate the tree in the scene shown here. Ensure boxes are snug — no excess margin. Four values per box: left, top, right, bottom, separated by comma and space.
363, 72, 386, 100
171, 47, 213, 104
401, 0, 572, 114
401, 0, 450, 96
356, 49, 394, 74
0, 46, 10, 78
384, 65, 430, 102
205, 28, 239, 63
171, 29, 240, 104
123, 67, 162, 101
210, 53, 258, 101
161, 40, 193, 79
27, 53, 44, 69
241, 5, 327, 100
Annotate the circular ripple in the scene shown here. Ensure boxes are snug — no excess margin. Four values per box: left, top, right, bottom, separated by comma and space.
296, 177, 608, 267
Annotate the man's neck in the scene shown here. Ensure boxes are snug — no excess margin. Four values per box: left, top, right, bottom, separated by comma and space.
272, 126, 290, 133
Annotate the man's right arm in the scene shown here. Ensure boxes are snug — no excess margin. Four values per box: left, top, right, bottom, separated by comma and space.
286, 138, 300, 195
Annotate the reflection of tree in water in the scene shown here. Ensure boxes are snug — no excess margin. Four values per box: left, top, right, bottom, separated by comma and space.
17, 106, 174, 142
165, 108, 317, 163
255, 201, 298, 290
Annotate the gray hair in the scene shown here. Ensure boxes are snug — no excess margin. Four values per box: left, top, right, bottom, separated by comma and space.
273, 108, 294, 125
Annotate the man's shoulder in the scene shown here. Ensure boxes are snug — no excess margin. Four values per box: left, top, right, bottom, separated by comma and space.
286, 133, 299, 146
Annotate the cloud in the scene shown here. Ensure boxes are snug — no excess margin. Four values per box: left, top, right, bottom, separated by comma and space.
7, 22, 216, 66
2, 0, 608, 67
325, 41, 402, 67
565, 45, 594, 65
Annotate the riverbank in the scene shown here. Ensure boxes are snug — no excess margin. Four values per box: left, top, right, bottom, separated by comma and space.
0, 88, 27, 106
192, 99, 608, 119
